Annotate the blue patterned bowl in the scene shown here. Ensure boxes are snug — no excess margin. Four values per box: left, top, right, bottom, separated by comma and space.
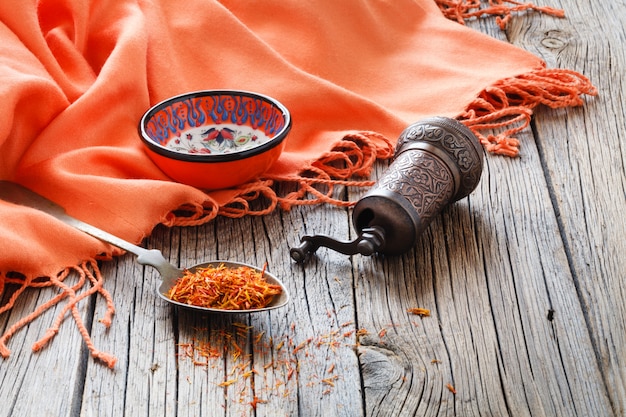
139, 90, 291, 190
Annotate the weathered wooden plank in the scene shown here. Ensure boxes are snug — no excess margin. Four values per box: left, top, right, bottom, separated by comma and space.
352, 116, 612, 414
80, 229, 179, 416
3, 2, 623, 417
470, 146, 611, 415
49, 186, 365, 417
163, 197, 363, 416
0, 271, 94, 417
508, 1, 626, 414
197, 202, 362, 415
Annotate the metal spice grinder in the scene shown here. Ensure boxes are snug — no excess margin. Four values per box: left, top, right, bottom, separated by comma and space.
290, 116, 484, 262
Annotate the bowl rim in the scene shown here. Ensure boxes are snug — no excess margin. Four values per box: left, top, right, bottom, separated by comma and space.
138, 89, 291, 163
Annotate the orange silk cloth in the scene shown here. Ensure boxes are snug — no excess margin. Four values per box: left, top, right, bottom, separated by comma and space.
0, 0, 595, 364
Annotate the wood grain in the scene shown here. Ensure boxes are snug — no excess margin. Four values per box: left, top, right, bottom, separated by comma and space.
509, 1, 626, 414
0, 271, 94, 417
1, 1, 623, 416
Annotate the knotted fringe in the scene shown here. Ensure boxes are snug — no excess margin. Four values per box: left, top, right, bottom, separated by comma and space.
162, 130, 396, 229
432, 0, 596, 155
270, 131, 395, 211
435, 0, 565, 29
459, 68, 597, 156
0, 260, 117, 368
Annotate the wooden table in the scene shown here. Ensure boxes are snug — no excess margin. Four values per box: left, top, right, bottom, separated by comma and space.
2, 2, 624, 416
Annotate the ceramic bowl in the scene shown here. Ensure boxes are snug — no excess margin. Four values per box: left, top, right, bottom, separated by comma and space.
139, 90, 291, 190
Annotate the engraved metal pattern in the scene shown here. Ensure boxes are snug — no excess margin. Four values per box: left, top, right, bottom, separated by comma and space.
395, 117, 483, 201
373, 150, 455, 222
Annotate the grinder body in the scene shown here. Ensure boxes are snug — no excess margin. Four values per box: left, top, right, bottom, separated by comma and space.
352, 116, 484, 254
290, 117, 484, 262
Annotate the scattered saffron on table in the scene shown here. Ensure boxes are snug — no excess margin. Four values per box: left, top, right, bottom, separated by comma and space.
407, 307, 431, 317
217, 378, 238, 387
166, 263, 282, 310
356, 328, 369, 337
250, 396, 266, 410
322, 375, 339, 387
176, 308, 449, 408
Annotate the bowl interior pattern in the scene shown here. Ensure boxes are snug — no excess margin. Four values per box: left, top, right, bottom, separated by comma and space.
142, 92, 289, 158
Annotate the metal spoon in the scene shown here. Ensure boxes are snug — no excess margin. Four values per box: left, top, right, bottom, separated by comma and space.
0, 181, 289, 313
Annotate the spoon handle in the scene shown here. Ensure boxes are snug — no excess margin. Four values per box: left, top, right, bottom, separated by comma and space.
0, 181, 177, 274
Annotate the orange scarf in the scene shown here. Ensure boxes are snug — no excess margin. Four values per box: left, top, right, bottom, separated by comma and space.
0, 0, 595, 366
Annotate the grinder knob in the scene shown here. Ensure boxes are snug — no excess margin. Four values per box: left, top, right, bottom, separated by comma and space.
290, 117, 484, 262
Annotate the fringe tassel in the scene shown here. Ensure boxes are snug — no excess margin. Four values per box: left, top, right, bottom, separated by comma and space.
271, 131, 394, 211
0, 260, 117, 368
162, 130, 395, 227
435, 0, 565, 29
459, 68, 597, 157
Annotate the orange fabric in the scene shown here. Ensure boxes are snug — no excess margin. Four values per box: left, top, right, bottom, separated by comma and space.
0, 0, 595, 366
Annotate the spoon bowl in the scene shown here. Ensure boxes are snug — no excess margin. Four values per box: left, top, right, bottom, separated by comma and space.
0, 181, 289, 314
157, 260, 288, 313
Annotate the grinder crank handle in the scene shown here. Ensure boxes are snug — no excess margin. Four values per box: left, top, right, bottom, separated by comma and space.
289, 226, 385, 262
